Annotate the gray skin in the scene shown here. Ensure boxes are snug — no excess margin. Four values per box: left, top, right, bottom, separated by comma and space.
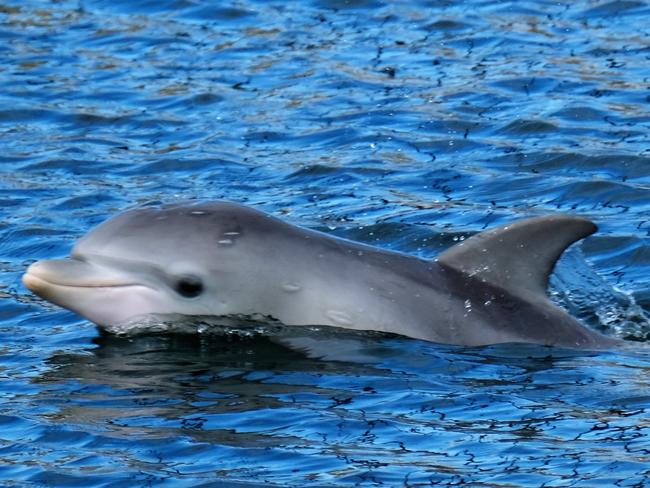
23, 201, 618, 348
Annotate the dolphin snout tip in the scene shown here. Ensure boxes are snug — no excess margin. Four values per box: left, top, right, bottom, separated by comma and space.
22, 260, 68, 294
23, 260, 47, 290
22, 268, 43, 292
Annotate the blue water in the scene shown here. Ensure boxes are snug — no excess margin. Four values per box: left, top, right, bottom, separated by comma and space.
2, 0, 650, 485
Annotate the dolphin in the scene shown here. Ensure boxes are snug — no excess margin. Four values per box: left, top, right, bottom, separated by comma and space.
22, 201, 618, 348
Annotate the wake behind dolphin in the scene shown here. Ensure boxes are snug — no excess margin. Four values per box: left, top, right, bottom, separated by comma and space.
22, 201, 618, 348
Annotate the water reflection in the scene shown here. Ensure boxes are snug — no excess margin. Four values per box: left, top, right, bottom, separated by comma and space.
30, 329, 649, 485
39, 332, 380, 441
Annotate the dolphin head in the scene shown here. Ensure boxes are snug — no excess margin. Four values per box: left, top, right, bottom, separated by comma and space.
23, 202, 278, 327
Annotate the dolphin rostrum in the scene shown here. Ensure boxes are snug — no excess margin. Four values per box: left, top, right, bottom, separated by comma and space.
23, 201, 618, 348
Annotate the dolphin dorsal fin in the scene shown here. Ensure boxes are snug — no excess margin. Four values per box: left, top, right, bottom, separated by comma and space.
437, 215, 597, 299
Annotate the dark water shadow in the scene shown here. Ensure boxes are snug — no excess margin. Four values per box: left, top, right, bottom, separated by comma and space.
26, 326, 650, 486
36, 325, 638, 420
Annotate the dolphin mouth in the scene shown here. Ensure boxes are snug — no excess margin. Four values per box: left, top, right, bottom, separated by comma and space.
22, 257, 162, 326
22, 258, 146, 291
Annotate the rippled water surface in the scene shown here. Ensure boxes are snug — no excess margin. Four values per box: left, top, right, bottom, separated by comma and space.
2, 0, 650, 486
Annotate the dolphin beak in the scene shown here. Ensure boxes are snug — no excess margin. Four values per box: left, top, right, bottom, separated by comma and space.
23, 258, 136, 294
23, 257, 163, 326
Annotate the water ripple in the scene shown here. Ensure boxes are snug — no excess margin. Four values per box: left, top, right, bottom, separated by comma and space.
1, 0, 649, 486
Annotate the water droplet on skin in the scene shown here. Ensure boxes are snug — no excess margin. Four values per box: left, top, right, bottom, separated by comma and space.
282, 282, 302, 293
191, 210, 207, 215
326, 310, 353, 326
463, 299, 472, 317
218, 239, 233, 245
484, 300, 493, 306
223, 231, 240, 236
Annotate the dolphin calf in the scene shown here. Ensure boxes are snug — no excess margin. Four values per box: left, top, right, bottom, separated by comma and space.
23, 201, 618, 348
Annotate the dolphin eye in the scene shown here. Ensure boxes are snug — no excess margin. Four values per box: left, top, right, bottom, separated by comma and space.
174, 275, 204, 298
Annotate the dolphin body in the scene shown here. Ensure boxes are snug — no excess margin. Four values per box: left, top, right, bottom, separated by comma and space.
23, 201, 618, 348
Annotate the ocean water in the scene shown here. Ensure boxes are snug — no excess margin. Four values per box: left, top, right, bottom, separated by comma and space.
1, 0, 650, 486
